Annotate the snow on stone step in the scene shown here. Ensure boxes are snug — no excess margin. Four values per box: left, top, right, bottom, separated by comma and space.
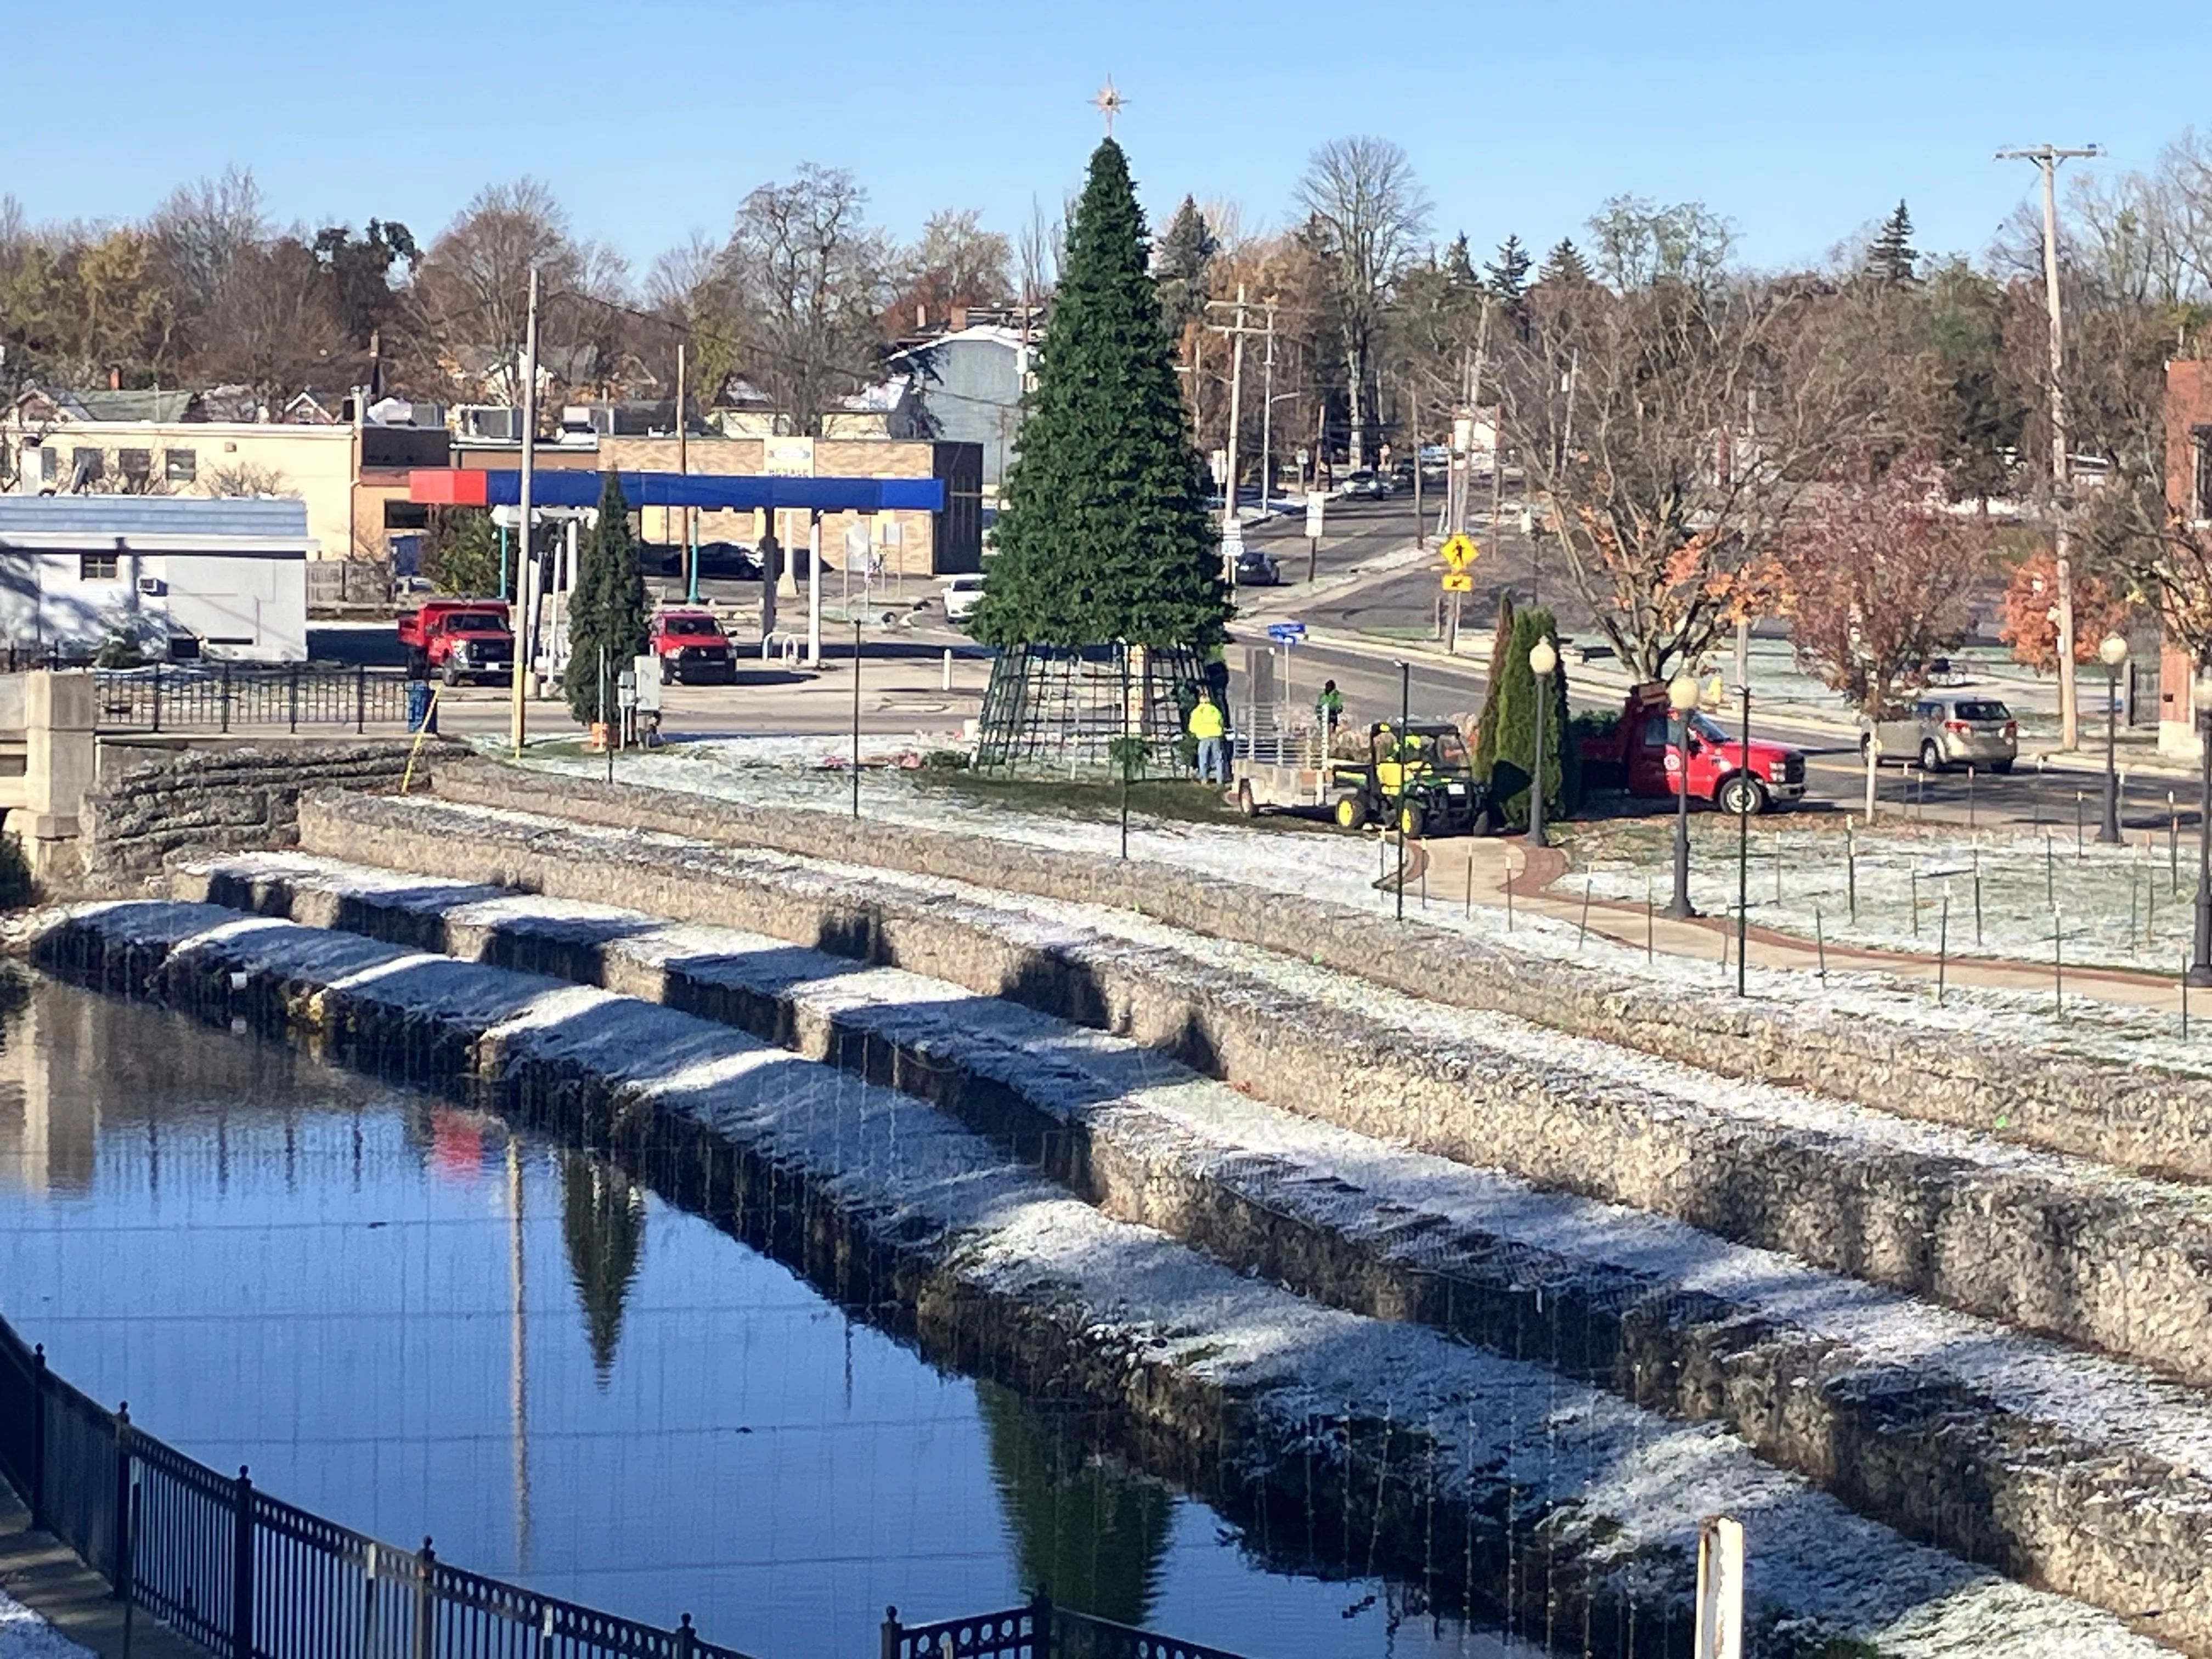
176, 853, 2212, 1644
24, 898, 2179, 1657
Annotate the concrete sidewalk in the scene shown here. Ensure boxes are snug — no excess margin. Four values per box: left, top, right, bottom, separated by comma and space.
1402, 831, 2197, 1015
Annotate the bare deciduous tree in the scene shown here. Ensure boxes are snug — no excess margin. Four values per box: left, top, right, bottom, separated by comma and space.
718, 165, 894, 436
1296, 136, 1430, 467
1778, 462, 1988, 716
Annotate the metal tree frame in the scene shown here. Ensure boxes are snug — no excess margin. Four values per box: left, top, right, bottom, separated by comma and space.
975, 644, 1210, 777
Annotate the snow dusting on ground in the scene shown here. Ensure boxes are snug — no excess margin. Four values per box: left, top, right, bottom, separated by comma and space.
0, 1589, 92, 1659
506, 737, 2212, 1080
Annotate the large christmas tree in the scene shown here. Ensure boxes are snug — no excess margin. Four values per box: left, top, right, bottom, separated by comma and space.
561, 472, 649, 724
972, 139, 1226, 652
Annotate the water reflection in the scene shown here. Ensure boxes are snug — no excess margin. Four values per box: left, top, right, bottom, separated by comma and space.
977, 1384, 1173, 1627
558, 1152, 647, 1385
0, 977, 1531, 1659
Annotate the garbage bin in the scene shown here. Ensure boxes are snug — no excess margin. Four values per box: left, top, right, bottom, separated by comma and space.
406, 680, 437, 734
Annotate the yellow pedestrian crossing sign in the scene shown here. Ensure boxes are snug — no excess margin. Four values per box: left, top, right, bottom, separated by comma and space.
1440, 533, 1480, 571
1441, 571, 1475, 592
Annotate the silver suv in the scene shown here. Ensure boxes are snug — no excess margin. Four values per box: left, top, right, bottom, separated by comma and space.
1861, 692, 2018, 773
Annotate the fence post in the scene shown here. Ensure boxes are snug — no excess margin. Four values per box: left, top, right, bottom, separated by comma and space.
111, 1403, 133, 1595
220, 662, 233, 734
879, 1605, 901, 1659
413, 1538, 435, 1659
287, 665, 299, 734
232, 1467, 254, 1659
150, 664, 163, 734
30, 1345, 47, 1531
1030, 1590, 1053, 1659
356, 665, 367, 735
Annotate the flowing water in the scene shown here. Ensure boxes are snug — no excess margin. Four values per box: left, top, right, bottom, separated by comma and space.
0, 977, 1530, 1659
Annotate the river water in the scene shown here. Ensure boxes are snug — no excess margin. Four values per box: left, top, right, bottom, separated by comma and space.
0, 977, 1529, 1659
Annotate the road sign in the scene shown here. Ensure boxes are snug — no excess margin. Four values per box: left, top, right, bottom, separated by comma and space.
1305, 493, 1327, 537
1440, 532, 1480, 570
1441, 571, 1474, 592
1267, 621, 1308, 644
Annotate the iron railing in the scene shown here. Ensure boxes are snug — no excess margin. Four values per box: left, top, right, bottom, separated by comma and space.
0, 1313, 758, 1659
3, 1313, 1252, 1659
882, 1598, 1246, 1659
89, 664, 419, 733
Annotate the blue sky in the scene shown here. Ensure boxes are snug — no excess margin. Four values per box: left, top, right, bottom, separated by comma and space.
15, 0, 2198, 274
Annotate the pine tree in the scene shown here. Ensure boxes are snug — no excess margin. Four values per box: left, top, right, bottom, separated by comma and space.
1866, 201, 1918, 286
561, 471, 649, 725
1537, 238, 1592, 285
974, 142, 1227, 652
1470, 591, 1516, 783
1443, 233, 1480, 289
1153, 195, 1217, 338
1484, 235, 1534, 302
1485, 609, 1578, 828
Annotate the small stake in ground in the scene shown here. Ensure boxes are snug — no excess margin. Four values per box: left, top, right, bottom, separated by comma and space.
1846, 819, 1858, 924
2172, 794, 2181, 895
2076, 791, 2086, 857
1773, 830, 1782, 905
1506, 856, 1515, 930
1814, 904, 1827, 981
2131, 868, 2140, 947
1646, 878, 1655, 963
1937, 890, 1950, 1006
2185, 959, 2192, 1040
1973, 844, 1984, 947
2045, 834, 2055, 907
1910, 865, 1921, 937
2033, 755, 2045, 826
1464, 851, 1474, 919
1578, 877, 1592, 951
2053, 907, 2064, 1017
1967, 764, 1976, 830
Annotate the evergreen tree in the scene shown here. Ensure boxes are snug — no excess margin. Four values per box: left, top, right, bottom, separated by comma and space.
1443, 233, 1480, 289
974, 142, 1227, 651
1485, 608, 1578, 829
1866, 201, 1918, 286
1484, 235, 1534, 302
1470, 591, 1516, 783
1536, 238, 1592, 285
561, 471, 649, 724
1153, 195, 1217, 338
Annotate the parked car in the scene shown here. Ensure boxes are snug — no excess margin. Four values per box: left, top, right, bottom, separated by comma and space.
941, 573, 988, 620
1233, 548, 1282, 586
1576, 684, 1808, 816
1861, 693, 2018, 772
650, 607, 737, 684
1339, 470, 1390, 500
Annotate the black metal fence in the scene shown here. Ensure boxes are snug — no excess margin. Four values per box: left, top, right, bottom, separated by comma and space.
3, 1314, 1252, 1659
0, 1314, 759, 1659
90, 664, 419, 733
882, 1598, 1246, 1659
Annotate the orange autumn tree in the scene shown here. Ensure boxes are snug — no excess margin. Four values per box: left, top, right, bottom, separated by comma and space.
2001, 551, 2131, 673
1778, 464, 1988, 717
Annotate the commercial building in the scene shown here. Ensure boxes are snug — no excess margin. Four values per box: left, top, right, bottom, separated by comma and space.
0, 496, 311, 662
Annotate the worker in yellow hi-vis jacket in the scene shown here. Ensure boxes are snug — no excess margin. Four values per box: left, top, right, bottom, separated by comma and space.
1189, 692, 1229, 784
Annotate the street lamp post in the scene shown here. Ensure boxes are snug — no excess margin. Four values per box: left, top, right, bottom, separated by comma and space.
1665, 672, 1701, 919
2097, 633, 2128, 843
2191, 674, 2212, 988
1528, 637, 1558, 849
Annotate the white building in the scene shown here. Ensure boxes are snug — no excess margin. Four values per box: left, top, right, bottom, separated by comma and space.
0, 496, 311, 663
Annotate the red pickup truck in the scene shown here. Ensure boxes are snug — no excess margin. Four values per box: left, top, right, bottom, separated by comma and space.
650, 607, 737, 684
398, 599, 515, 686
1579, 682, 1807, 816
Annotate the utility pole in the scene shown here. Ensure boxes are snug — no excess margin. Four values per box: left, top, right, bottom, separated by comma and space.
1998, 143, 2101, 750
1464, 301, 1492, 538
1257, 299, 1278, 528
508, 267, 539, 758
1206, 285, 1265, 585
675, 341, 694, 602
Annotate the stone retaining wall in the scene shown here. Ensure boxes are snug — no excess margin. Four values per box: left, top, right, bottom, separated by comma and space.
78, 740, 460, 883
180, 851, 2212, 1641
294, 793, 2212, 1392
426, 760, 2212, 1186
